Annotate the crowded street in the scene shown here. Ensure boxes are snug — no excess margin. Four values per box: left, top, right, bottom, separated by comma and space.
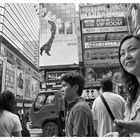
0, 2, 140, 137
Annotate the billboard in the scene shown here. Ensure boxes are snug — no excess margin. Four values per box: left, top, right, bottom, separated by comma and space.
82, 17, 128, 33
39, 3, 79, 66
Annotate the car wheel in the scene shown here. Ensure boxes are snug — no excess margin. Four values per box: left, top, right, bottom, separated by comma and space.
42, 122, 59, 137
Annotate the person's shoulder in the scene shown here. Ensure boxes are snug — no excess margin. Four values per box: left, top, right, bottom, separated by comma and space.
4, 110, 19, 119
113, 93, 125, 99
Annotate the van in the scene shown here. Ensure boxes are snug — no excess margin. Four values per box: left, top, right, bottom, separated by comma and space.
29, 90, 65, 136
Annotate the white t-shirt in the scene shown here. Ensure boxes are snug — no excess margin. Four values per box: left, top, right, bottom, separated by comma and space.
92, 92, 125, 137
0, 110, 22, 137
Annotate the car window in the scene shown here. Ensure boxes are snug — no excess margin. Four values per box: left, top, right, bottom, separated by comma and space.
45, 94, 55, 105
34, 94, 46, 110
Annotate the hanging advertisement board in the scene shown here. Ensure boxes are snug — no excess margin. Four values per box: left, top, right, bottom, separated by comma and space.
127, 4, 140, 35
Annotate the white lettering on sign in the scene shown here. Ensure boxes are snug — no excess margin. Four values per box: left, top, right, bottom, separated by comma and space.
83, 26, 127, 33
105, 21, 122, 26
83, 17, 126, 28
85, 41, 120, 48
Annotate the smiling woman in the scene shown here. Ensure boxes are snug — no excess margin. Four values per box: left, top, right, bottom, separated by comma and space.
105, 34, 140, 137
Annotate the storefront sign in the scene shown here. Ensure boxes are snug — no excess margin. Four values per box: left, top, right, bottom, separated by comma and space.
83, 26, 128, 33
80, 4, 129, 19
83, 17, 127, 28
82, 17, 127, 33
85, 41, 120, 48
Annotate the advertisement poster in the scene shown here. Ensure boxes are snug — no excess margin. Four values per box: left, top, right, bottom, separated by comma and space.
16, 69, 24, 99
127, 4, 140, 34
5, 62, 15, 94
39, 4, 78, 66
24, 74, 31, 100
31, 77, 39, 100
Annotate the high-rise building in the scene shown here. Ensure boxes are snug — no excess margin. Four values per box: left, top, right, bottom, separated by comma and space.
0, 3, 41, 105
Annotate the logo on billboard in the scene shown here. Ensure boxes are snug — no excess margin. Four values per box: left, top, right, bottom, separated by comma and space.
83, 17, 127, 28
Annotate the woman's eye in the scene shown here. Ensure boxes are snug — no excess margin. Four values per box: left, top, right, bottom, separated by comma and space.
120, 52, 125, 57
130, 47, 137, 52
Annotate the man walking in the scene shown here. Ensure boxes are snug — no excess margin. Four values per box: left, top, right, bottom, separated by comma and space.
92, 77, 125, 136
61, 71, 97, 137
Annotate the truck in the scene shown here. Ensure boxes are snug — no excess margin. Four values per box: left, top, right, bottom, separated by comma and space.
29, 90, 65, 137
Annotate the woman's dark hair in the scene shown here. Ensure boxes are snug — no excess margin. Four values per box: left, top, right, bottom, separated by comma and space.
61, 71, 84, 96
118, 34, 140, 110
0, 90, 16, 113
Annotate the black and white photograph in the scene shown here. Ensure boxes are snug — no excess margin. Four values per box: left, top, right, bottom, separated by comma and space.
0, 0, 140, 138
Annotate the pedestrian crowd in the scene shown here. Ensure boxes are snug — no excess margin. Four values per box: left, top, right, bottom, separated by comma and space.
60, 33, 140, 137
1, 33, 140, 137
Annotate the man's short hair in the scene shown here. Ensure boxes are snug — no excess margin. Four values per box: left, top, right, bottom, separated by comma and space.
100, 77, 113, 92
61, 71, 84, 96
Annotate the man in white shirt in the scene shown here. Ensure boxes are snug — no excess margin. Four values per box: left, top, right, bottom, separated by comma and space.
92, 77, 125, 137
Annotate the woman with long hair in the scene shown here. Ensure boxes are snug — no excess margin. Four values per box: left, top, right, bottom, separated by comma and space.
0, 90, 22, 137
105, 34, 140, 137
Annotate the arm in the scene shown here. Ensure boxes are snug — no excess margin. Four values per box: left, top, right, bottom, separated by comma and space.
91, 100, 98, 131
73, 110, 88, 137
12, 115, 22, 137
114, 119, 140, 136
12, 131, 22, 137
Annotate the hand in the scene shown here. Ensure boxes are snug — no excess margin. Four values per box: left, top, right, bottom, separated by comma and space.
104, 132, 119, 137
114, 119, 130, 136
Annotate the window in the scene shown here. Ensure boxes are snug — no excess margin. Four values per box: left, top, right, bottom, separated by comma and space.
34, 94, 46, 110
34, 92, 55, 111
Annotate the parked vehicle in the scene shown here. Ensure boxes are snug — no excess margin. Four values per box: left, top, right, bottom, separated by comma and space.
29, 90, 65, 137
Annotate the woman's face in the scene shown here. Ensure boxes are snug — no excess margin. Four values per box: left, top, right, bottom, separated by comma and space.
120, 37, 140, 77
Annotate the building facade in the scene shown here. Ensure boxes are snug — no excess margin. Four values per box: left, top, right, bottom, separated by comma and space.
0, 3, 41, 107
79, 3, 130, 90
